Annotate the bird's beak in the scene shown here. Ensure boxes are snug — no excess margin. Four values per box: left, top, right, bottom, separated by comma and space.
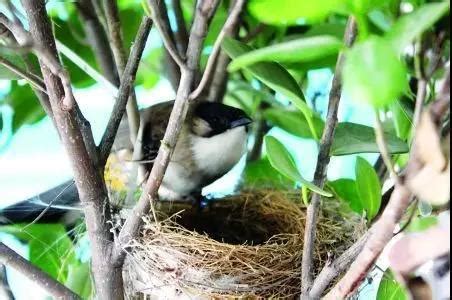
229, 117, 253, 129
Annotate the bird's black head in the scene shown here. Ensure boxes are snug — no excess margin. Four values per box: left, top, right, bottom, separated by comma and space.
191, 102, 252, 137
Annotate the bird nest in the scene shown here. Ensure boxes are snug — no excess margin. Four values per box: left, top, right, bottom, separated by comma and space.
123, 190, 365, 299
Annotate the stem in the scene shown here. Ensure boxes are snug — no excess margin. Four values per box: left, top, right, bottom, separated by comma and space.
19, 1, 122, 298
98, 17, 153, 167
300, 17, 357, 298
374, 111, 399, 181
102, 0, 141, 143
0, 243, 80, 299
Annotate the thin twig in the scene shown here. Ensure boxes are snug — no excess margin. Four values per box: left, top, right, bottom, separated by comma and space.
148, 0, 185, 68
0, 12, 75, 109
0, 242, 80, 299
171, 0, 189, 54
190, 0, 246, 101
0, 55, 47, 93
300, 17, 357, 298
114, 0, 220, 264
102, 0, 141, 143
325, 69, 450, 299
98, 16, 153, 167
374, 112, 399, 181
75, 0, 120, 85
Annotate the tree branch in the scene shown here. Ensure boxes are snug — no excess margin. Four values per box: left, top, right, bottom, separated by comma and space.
309, 233, 369, 298
190, 0, 245, 101
148, 0, 185, 68
98, 16, 153, 167
0, 242, 79, 299
171, 0, 189, 54
300, 17, 358, 298
113, 0, 220, 264
75, 0, 120, 85
0, 55, 47, 93
102, 0, 141, 143
0, 12, 75, 109
325, 68, 450, 299
19, 1, 123, 298
207, 0, 243, 103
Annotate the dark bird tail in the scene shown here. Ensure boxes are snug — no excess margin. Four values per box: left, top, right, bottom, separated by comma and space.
0, 180, 82, 226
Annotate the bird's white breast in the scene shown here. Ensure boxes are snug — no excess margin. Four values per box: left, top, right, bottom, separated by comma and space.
191, 127, 247, 177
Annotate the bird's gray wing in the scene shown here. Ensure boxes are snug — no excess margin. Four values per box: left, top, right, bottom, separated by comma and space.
1, 101, 175, 224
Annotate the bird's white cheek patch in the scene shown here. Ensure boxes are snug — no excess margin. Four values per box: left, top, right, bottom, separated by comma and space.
191, 127, 247, 176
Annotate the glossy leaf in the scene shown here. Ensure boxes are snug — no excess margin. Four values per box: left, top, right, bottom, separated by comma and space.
265, 136, 332, 196
243, 158, 293, 189
407, 216, 439, 233
5, 82, 46, 132
343, 37, 407, 109
329, 179, 364, 214
1, 224, 77, 281
228, 36, 343, 71
66, 263, 92, 299
387, 2, 450, 53
377, 270, 408, 300
222, 38, 317, 137
345, 0, 391, 15
332, 123, 409, 156
264, 108, 324, 139
390, 99, 413, 141
355, 157, 382, 220
223, 39, 308, 111
248, 0, 342, 25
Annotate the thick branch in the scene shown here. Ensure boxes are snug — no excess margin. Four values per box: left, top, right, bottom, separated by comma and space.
102, 0, 141, 142
300, 17, 357, 297
19, 1, 122, 299
98, 17, 153, 166
325, 69, 450, 299
0, 243, 79, 299
114, 0, 220, 264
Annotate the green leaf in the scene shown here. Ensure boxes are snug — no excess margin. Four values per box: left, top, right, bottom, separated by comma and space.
387, 2, 450, 54
248, 0, 342, 25
343, 36, 407, 109
222, 38, 318, 138
407, 216, 439, 233
355, 157, 382, 220
0, 50, 26, 80
329, 179, 364, 214
223, 39, 307, 109
3, 82, 46, 132
264, 108, 324, 139
332, 123, 409, 156
345, 0, 391, 15
1, 224, 77, 281
66, 263, 92, 299
243, 158, 293, 189
265, 136, 332, 197
228, 36, 343, 71
377, 270, 409, 300
390, 99, 413, 141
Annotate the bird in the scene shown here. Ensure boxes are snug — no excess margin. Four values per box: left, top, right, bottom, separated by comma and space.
0, 101, 252, 224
